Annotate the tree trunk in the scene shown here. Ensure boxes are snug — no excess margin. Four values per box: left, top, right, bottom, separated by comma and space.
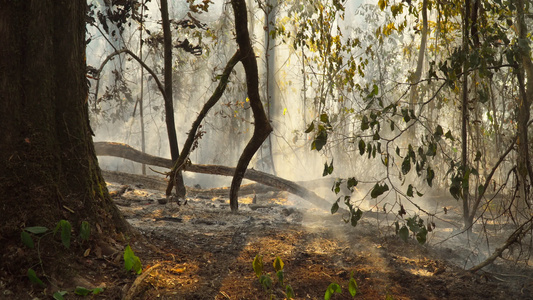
408, 0, 428, 142
514, 0, 533, 216
0, 0, 128, 239
230, 0, 273, 211
160, 0, 186, 198
263, 0, 278, 175
462, 0, 472, 230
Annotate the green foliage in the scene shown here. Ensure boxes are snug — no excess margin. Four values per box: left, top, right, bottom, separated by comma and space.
323, 159, 334, 176
253, 254, 264, 278
80, 221, 91, 242
124, 245, 143, 275
21, 220, 104, 294
75, 286, 104, 296
370, 183, 389, 198
395, 216, 429, 245
324, 282, 341, 300
52, 291, 68, 300
253, 254, 293, 299
348, 272, 358, 297
54, 220, 72, 249
27, 268, 45, 287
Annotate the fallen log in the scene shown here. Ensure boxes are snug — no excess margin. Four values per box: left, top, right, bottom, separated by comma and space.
101, 169, 279, 197
94, 142, 335, 212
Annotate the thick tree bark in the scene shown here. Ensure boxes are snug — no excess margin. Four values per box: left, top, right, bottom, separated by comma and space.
230, 0, 273, 211
95, 142, 335, 211
0, 0, 128, 238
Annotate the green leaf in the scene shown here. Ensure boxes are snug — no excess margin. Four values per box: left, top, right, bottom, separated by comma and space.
259, 274, 272, 291
426, 167, 435, 187
351, 209, 363, 227
402, 108, 411, 123
276, 270, 284, 286
398, 225, 409, 242
478, 184, 485, 195
325, 282, 342, 300
474, 151, 482, 162
92, 287, 104, 295
286, 284, 295, 299
426, 143, 437, 157
132, 256, 142, 275
406, 184, 414, 197
361, 115, 369, 130
80, 221, 91, 242
304, 122, 314, 133
273, 256, 284, 272
445, 130, 454, 140
370, 183, 389, 198
24, 226, 48, 234
21, 231, 34, 249
53, 291, 67, 300
416, 227, 428, 245
253, 254, 263, 278
75, 286, 91, 296
347, 177, 358, 191
358, 139, 365, 155
407, 217, 420, 233
320, 113, 329, 124
401, 156, 411, 175
348, 277, 358, 297
331, 201, 339, 214
60, 220, 72, 249
434, 125, 444, 138
323, 160, 334, 176
312, 129, 328, 151
27, 268, 45, 287
124, 245, 142, 274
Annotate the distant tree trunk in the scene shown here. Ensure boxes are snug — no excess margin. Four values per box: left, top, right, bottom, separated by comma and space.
262, 0, 278, 175
462, 0, 472, 230
0, 0, 128, 238
514, 0, 533, 216
160, 0, 186, 198
408, 0, 428, 142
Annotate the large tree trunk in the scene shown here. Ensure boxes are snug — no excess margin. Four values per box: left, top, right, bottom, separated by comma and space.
0, 0, 128, 242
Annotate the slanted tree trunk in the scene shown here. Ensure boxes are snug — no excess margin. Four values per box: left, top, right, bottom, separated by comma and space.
0, 0, 128, 241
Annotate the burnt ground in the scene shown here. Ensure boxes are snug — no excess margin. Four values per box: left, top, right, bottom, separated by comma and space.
2, 176, 533, 300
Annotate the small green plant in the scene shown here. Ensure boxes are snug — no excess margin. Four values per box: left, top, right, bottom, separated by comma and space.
324, 272, 358, 300
124, 244, 143, 274
21, 220, 100, 298
252, 254, 294, 299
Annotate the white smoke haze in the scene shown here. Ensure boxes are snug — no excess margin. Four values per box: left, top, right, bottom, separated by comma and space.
87, 0, 532, 272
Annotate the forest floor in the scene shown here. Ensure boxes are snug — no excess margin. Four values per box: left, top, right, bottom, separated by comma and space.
2, 174, 533, 300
